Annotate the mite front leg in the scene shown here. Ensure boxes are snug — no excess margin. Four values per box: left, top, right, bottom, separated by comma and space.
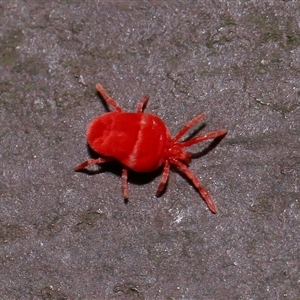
180, 129, 227, 148
170, 158, 217, 213
173, 113, 206, 142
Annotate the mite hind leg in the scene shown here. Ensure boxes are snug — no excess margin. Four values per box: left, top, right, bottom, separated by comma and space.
74, 157, 113, 171
121, 168, 129, 199
96, 83, 123, 112
156, 161, 170, 196
136, 96, 149, 113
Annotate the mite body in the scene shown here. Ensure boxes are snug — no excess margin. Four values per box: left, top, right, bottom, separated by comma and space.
87, 112, 169, 172
75, 84, 227, 213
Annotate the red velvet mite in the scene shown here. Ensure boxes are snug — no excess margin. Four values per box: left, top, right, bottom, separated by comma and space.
75, 84, 227, 213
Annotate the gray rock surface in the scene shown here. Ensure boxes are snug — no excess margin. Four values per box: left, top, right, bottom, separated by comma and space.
0, 1, 299, 299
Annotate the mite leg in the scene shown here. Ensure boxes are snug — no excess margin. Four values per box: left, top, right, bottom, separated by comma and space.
121, 168, 129, 199
173, 113, 206, 142
74, 157, 112, 171
180, 129, 227, 148
136, 95, 149, 113
96, 83, 123, 112
156, 161, 170, 196
170, 158, 217, 213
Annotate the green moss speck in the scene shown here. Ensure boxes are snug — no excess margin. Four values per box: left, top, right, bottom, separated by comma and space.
0, 29, 23, 65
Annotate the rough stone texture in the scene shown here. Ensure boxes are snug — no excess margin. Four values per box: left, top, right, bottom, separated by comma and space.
0, 1, 299, 299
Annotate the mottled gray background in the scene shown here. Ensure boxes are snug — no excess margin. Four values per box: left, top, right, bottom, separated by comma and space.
0, 1, 299, 299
